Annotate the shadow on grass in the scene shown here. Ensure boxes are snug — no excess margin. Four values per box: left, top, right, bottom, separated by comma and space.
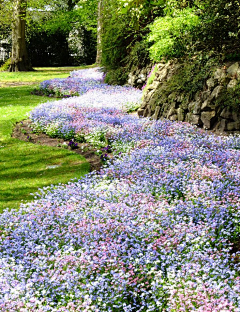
0, 66, 95, 211
0, 85, 53, 107
0, 140, 90, 211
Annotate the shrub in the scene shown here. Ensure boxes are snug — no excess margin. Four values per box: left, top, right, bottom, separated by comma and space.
101, 0, 163, 82
148, 8, 200, 61
193, 0, 240, 57
0, 58, 11, 71
104, 67, 128, 85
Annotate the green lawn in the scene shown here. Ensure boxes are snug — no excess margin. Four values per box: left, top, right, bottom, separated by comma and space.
0, 65, 95, 86
0, 67, 92, 211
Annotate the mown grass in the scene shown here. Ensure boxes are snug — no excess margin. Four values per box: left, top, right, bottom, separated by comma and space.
0, 66, 92, 211
0, 65, 95, 86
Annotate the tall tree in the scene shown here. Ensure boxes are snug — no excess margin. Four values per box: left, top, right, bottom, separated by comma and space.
9, 0, 32, 71
96, 0, 103, 64
0, 0, 98, 71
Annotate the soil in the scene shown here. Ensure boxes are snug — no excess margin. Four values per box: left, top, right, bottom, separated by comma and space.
12, 120, 103, 172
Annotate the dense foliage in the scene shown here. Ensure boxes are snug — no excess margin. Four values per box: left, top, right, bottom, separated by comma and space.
194, 0, 240, 58
25, 0, 98, 66
1, 0, 239, 71
100, 0, 163, 84
99, 0, 240, 85
147, 0, 240, 62
0, 68, 239, 311
0, 0, 98, 68
148, 8, 200, 61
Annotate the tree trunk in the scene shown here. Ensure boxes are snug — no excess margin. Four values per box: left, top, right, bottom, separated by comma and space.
9, 0, 33, 72
96, 0, 103, 65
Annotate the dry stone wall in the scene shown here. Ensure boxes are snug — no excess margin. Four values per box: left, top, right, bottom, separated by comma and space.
127, 64, 153, 89
137, 61, 240, 134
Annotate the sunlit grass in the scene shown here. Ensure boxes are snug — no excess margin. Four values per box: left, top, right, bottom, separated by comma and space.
0, 66, 92, 211
0, 85, 58, 139
0, 64, 96, 86
0, 139, 89, 211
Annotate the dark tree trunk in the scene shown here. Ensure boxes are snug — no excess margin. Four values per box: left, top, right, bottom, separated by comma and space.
96, 0, 103, 65
9, 0, 33, 72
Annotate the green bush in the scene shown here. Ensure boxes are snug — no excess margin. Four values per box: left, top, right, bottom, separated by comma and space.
124, 40, 152, 73
147, 0, 240, 62
101, 0, 163, 81
100, 0, 240, 86
0, 58, 11, 72
104, 67, 128, 85
148, 8, 200, 61
192, 0, 240, 57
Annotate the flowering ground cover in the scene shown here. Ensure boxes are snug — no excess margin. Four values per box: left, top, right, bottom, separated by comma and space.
35, 67, 142, 104
0, 68, 240, 311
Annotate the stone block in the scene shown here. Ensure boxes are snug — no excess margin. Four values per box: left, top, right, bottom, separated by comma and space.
201, 98, 214, 111
127, 78, 134, 85
214, 69, 226, 82
139, 73, 146, 81
211, 86, 223, 99
193, 101, 202, 115
227, 62, 239, 77
187, 113, 202, 125
149, 97, 158, 111
170, 114, 178, 121
150, 81, 161, 89
176, 94, 184, 103
156, 63, 166, 71
143, 90, 154, 104
188, 102, 195, 111
167, 107, 176, 119
188, 100, 201, 114
168, 93, 177, 101
232, 112, 240, 122
220, 107, 233, 120
227, 121, 240, 131
157, 68, 168, 82
227, 79, 238, 89
218, 119, 227, 132
143, 105, 151, 117
201, 111, 216, 129
140, 103, 148, 110
177, 108, 185, 121
201, 91, 211, 101
237, 68, 240, 79
206, 78, 216, 90
137, 108, 144, 117
170, 102, 178, 109
152, 106, 161, 120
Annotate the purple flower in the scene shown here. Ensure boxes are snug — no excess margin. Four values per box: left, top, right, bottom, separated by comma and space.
0, 67, 239, 311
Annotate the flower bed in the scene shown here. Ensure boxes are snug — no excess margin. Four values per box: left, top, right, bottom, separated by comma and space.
34, 67, 142, 102
34, 67, 105, 97
0, 68, 240, 311
30, 84, 143, 148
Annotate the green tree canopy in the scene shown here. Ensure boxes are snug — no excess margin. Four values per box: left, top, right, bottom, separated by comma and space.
0, 0, 98, 70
